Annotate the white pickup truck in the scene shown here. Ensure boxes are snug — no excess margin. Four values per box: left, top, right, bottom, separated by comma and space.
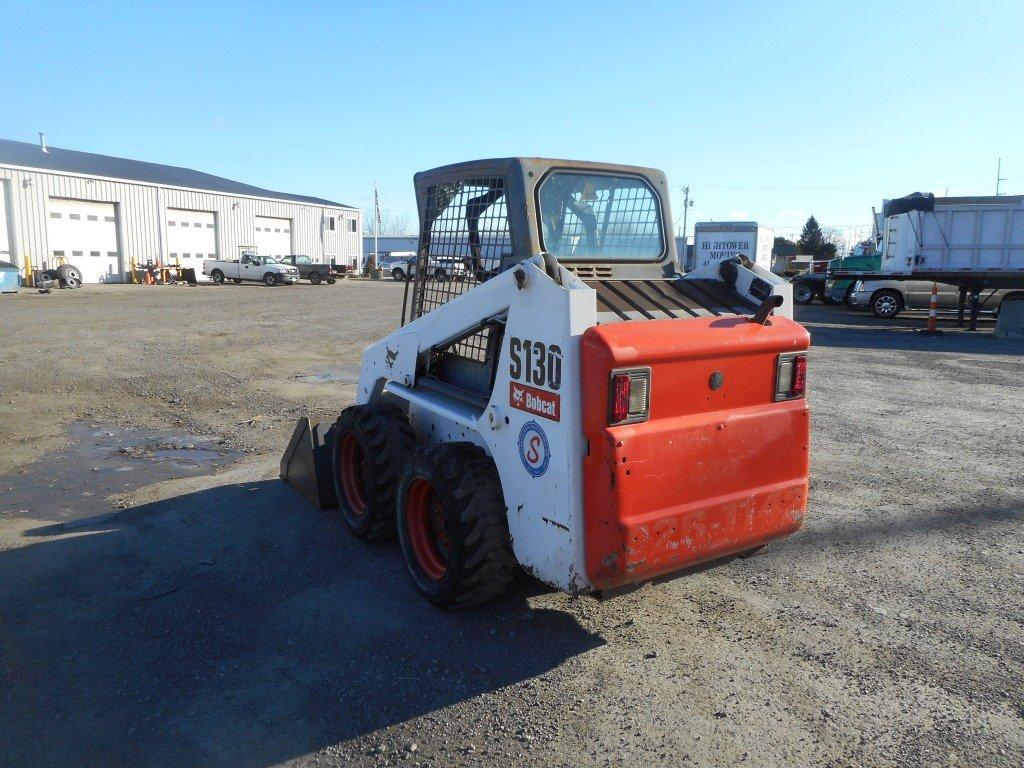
203, 253, 300, 286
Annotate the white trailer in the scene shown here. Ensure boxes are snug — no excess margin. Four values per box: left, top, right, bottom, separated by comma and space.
830, 194, 1024, 328
879, 195, 1024, 281
690, 221, 774, 273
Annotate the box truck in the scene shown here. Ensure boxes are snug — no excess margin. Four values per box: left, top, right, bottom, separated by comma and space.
690, 222, 774, 272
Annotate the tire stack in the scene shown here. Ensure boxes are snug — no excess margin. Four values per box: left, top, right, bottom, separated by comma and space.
37, 264, 83, 290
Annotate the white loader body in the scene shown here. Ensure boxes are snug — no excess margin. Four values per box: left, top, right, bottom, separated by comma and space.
316, 157, 811, 607
357, 254, 793, 592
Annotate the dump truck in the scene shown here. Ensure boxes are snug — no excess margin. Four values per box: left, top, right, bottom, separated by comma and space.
284, 158, 810, 607
830, 193, 1024, 326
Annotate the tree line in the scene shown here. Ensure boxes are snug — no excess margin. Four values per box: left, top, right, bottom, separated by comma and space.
774, 216, 846, 260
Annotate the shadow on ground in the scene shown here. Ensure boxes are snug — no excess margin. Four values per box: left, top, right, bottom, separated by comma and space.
781, 500, 1023, 554
794, 306, 1022, 355
0, 480, 603, 768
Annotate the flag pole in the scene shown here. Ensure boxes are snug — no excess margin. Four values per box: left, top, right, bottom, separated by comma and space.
373, 183, 380, 273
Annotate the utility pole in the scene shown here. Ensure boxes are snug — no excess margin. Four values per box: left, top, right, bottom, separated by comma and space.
996, 158, 1006, 195
679, 186, 694, 239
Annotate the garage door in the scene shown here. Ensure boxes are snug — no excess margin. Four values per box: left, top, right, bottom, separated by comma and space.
167, 209, 217, 281
47, 199, 121, 283
0, 181, 12, 261
255, 216, 292, 257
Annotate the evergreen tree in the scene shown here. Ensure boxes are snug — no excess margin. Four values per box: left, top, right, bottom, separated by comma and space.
798, 216, 825, 257
772, 236, 798, 257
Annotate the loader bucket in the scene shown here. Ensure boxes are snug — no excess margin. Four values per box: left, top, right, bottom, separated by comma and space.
280, 417, 338, 510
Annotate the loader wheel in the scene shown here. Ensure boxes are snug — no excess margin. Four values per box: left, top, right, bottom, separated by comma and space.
397, 443, 516, 608
331, 404, 416, 540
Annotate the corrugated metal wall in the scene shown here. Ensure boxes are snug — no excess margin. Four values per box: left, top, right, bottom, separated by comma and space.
0, 165, 362, 277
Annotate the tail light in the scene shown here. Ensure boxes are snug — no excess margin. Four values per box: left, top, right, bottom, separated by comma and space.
609, 367, 651, 425
775, 353, 808, 401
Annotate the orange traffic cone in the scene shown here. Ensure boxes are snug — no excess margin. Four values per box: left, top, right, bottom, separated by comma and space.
919, 283, 943, 335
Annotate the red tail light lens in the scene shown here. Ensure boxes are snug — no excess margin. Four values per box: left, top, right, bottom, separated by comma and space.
609, 368, 651, 425
611, 373, 631, 423
790, 355, 807, 398
774, 353, 807, 401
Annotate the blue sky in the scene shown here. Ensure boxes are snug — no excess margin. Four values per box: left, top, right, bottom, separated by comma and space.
2, 1, 1022, 246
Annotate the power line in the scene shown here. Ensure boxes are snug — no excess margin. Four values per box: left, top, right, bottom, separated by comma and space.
689, 181, 994, 192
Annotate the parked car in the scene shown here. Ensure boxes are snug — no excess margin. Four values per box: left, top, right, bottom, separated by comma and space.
203, 253, 299, 286
378, 252, 467, 282
277, 255, 339, 284
848, 279, 1024, 319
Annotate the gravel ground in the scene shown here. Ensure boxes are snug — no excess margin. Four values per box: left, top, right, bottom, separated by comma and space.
1, 283, 1022, 768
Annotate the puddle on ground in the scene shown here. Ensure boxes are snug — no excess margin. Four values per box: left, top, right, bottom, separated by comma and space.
0, 422, 239, 523
294, 364, 361, 384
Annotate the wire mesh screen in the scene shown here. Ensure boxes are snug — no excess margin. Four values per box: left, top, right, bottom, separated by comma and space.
407, 177, 512, 323
446, 324, 492, 362
538, 171, 664, 261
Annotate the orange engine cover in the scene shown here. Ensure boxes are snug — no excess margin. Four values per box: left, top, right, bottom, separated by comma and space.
580, 315, 810, 590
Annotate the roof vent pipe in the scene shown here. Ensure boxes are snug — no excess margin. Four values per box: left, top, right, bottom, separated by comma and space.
39, 132, 48, 153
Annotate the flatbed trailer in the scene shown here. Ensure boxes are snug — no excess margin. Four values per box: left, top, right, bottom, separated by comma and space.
830, 269, 1024, 328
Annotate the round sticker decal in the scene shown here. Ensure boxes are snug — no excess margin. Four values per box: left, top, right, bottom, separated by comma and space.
518, 420, 550, 478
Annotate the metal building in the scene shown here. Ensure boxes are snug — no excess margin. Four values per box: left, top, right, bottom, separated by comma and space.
0, 136, 362, 283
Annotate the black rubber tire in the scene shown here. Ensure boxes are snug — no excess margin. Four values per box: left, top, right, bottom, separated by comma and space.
56, 263, 83, 288
396, 443, 516, 608
997, 292, 1024, 316
232, 278, 242, 284
211, 269, 225, 285
434, 268, 448, 282
309, 271, 322, 285
263, 272, 277, 286
392, 268, 406, 282
870, 290, 903, 319
331, 403, 416, 540
844, 284, 857, 309
793, 281, 815, 305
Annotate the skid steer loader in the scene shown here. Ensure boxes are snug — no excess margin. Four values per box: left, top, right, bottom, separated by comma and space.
290, 158, 810, 607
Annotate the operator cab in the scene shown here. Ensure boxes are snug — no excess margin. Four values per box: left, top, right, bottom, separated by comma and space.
405, 158, 784, 329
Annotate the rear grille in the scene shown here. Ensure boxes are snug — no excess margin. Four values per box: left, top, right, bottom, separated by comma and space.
567, 265, 613, 279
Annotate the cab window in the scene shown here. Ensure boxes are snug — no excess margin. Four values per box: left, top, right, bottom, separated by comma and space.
537, 171, 664, 261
